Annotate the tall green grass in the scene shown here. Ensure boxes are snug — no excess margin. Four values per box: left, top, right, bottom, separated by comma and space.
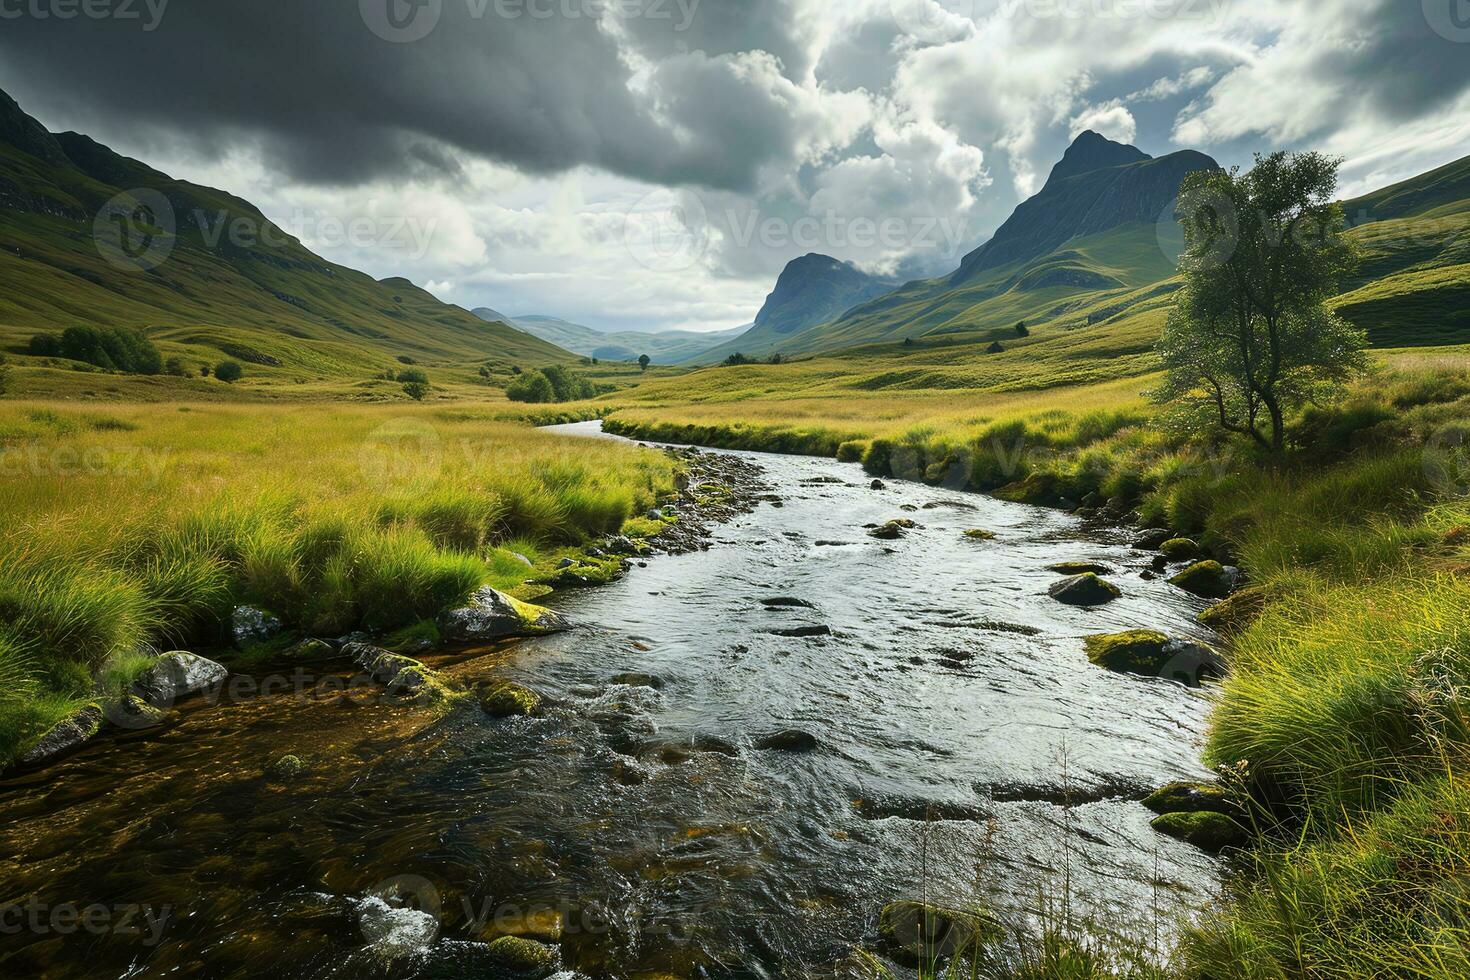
0, 401, 674, 765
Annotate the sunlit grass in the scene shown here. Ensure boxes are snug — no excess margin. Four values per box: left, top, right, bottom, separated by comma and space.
0, 399, 674, 764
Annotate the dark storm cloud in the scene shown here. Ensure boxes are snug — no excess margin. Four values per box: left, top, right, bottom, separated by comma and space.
0, 0, 809, 191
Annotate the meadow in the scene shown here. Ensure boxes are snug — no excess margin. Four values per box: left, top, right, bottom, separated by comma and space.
0, 400, 674, 767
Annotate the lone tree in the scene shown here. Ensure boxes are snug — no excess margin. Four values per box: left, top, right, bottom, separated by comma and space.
1154, 151, 1365, 453
1015, 321, 1029, 337
214, 359, 244, 383
638, 354, 651, 372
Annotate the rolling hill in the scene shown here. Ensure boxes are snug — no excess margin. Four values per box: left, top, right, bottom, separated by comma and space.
472, 310, 746, 364
0, 86, 570, 391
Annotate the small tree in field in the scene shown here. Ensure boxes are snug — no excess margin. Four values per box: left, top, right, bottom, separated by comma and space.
214, 360, 244, 383
638, 354, 651, 372
1155, 151, 1365, 453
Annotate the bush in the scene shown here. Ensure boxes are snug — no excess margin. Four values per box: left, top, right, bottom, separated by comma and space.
29, 326, 162, 374
214, 360, 244, 383
506, 366, 596, 403
163, 356, 190, 377
398, 368, 430, 401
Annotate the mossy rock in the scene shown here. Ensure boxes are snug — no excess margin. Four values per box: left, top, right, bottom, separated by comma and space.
868, 521, 910, 540
1169, 560, 1235, 599
288, 638, 335, 661
1047, 561, 1111, 575
993, 472, 1065, 506
877, 901, 1003, 966
1198, 585, 1268, 635
1143, 780, 1238, 817
478, 681, 541, 718
482, 936, 558, 978
1159, 537, 1201, 561
962, 528, 997, 541
1150, 811, 1247, 852
1047, 572, 1121, 606
264, 754, 306, 782
1083, 630, 1169, 673
478, 908, 564, 944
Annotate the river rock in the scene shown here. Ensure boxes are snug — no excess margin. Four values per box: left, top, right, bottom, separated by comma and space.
1047, 573, 1121, 606
1132, 528, 1175, 551
482, 936, 558, 979
870, 479, 886, 490
603, 535, 641, 557
1160, 537, 1201, 561
756, 729, 819, 752
962, 528, 997, 541
289, 638, 335, 660
877, 901, 1003, 966
1083, 631, 1224, 686
1150, 811, 1247, 853
479, 908, 565, 944
18, 704, 104, 766
1198, 586, 1268, 635
1143, 780, 1239, 817
769, 625, 832, 638
1169, 560, 1239, 599
358, 896, 440, 961
349, 644, 460, 708
761, 597, 814, 609
610, 672, 664, 690
477, 681, 542, 718
869, 519, 917, 540
264, 754, 306, 782
108, 694, 171, 730
131, 652, 228, 708
1047, 561, 1111, 575
232, 605, 282, 648
437, 587, 571, 644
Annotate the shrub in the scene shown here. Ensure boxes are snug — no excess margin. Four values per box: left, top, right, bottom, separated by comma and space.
398, 368, 430, 401
214, 360, 244, 383
163, 356, 191, 377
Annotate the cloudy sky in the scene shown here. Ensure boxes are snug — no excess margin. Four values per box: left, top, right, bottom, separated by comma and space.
3, 0, 1469, 333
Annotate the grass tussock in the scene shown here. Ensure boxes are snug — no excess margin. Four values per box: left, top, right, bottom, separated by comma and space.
0, 401, 674, 765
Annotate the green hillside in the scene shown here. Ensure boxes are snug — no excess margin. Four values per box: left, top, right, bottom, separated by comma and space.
0, 88, 570, 395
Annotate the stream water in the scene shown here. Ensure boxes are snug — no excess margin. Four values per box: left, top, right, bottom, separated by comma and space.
0, 423, 1221, 978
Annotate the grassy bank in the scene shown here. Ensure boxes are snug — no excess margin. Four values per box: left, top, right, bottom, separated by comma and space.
605, 357, 1470, 976
0, 400, 675, 767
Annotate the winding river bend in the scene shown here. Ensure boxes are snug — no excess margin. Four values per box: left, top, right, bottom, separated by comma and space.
0, 423, 1221, 978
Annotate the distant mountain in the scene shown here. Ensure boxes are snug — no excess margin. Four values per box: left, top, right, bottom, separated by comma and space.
0, 87, 569, 378
472, 310, 746, 364
707, 133, 1220, 359
951, 132, 1218, 284
694, 253, 899, 363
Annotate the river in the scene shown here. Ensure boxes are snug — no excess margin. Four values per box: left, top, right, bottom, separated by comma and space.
0, 422, 1220, 978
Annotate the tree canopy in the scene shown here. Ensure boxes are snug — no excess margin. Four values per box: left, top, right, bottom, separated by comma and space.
1154, 151, 1366, 452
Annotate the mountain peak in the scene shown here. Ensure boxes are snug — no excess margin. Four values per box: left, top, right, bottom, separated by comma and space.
0, 87, 68, 166
1046, 130, 1151, 185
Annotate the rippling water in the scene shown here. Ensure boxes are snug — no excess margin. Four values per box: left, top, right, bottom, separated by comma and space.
0, 423, 1221, 978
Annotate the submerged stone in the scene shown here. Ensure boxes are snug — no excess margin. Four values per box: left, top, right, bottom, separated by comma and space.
1047, 572, 1121, 606
1046, 561, 1111, 575
962, 528, 997, 540
877, 900, 1003, 966
1131, 528, 1175, 550
265, 754, 306, 782
479, 908, 565, 944
482, 936, 558, 978
1150, 810, 1247, 852
477, 681, 542, 718
756, 729, 819, 752
610, 672, 664, 690
437, 586, 571, 644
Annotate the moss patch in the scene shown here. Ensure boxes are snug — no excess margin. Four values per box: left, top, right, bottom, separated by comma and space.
1151, 810, 1247, 852
1083, 630, 1170, 674
1170, 560, 1233, 599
